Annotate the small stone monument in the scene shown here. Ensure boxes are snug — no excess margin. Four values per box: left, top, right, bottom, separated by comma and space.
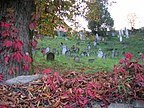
61, 45, 67, 55
119, 35, 123, 42
97, 48, 103, 58
95, 33, 99, 41
125, 27, 129, 38
111, 49, 115, 58
112, 32, 115, 37
45, 46, 50, 54
93, 41, 97, 48
73, 56, 80, 62
87, 44, 91, 50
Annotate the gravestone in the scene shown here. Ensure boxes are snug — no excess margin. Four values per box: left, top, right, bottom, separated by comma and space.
95, 33, 99, 41
46, 52, 55, 61
61, 45, 67, 55
79, 32, 85, 40
60, 43, 67, 55
87, 44, 91, 50
111, 49, 115, 58
80, 51, 89, 57
52, 48, 57, 55
97, 48, 103, 58
93, 41, 97, 48
119, 35, 122, 42
45, 46, 50, 54
73, 56, 80, 62
118, 30, 121, 38
112, 32, 115, 37
75, 47, 80, 53
89, 51, 96, 56
88, 59, 95, 63
65, 50, 71, 56
125, 27, 129, 38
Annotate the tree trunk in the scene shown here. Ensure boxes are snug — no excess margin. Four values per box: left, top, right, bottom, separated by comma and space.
0, 0, 35, 80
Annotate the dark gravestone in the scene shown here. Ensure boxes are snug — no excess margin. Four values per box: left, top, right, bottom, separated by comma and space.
88, 59, 95, 63
80, 51, 89, 57
52, 48, 59, 55
46, 52, 55, 61
89, 51, 96, 56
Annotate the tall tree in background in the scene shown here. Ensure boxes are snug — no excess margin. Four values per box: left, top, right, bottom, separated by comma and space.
86, 0, 114, 35
127, 13, 137, 30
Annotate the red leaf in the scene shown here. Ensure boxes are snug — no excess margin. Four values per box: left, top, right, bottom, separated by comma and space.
23, 52, 32, 63
77, 96, 88, 105
12, 51, 23, 62
118, 59, 125, 64
13, 39, 23, 50
30, 39, 37, 48
0, 104, 7, 108
124, 52, 133, 60
9, 68, 14, 75
1, 22, 10, 29
42, 68, 52, 74
23, 64, 30, 72
0, 73, 3, 81
29, 22, 37, 31
113, 65, 117, 71
31, 13, 40, 21
4, 55, 10, 64
136, 73, 144, 82
2, 40, 13, 47
1, 31, 9, 37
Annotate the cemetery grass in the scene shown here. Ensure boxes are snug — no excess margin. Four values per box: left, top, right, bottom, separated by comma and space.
33, 33, 144, 74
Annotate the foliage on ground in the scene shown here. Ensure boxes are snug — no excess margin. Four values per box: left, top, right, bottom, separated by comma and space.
0, 53, 144, 108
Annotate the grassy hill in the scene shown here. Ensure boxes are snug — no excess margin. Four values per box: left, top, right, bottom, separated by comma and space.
33, 32, 144, 74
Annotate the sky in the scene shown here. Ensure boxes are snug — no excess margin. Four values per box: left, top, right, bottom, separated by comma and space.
108, 0, 144, 30
73, 0, 144, 31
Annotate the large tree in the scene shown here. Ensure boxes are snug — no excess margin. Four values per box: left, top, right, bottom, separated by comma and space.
86, 0, 114, 35
0, 0, 35, 80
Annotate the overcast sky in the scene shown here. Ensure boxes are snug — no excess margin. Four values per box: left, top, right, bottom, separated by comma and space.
108, 0, 144, 30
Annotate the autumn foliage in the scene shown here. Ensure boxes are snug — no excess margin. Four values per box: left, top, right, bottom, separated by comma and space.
0, 52, 144, 108
0, 9, 32, 79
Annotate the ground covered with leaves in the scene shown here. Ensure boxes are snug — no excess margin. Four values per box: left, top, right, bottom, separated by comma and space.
0, 53, 144, 108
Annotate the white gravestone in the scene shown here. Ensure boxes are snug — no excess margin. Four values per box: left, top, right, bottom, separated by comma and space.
118, 30, 121, 38
61, 45, 67, 55
79, 32, 85, 40
95, 33, 100, 41
121, 29, 124, 36
119, 35, 122, 42
97, 48, 103, 58
118, 30, 123, 42
125, 28, 129, 38
93, 41, 97, 47
45, 47, 50, 54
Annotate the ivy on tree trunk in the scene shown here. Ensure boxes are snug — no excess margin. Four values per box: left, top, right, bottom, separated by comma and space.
0, 0, 35, 80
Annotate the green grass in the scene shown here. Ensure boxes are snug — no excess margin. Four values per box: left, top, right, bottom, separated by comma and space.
33, 33, 144, 74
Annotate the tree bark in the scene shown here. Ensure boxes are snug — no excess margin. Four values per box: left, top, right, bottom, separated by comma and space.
0, 0, 35, 80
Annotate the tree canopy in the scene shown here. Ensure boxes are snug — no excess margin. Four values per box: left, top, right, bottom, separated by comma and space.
86, 0, 114, 35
